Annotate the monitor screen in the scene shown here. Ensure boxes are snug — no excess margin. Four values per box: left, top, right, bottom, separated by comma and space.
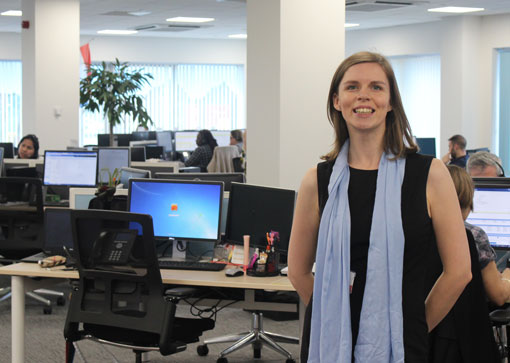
416, 137, 436, 157
44, 208, 74, 255
145, 146, 164, 160
116, 134, 132, 147
0, 147, 4, 176
154, 172, 245, 192
128, 179, 223, 242
174, 131, 198, 152
156, 131, 174, 153
211, 130, 231, 147
119, 167, 150, 188
132, 131, 157, 141
225, 183, 296, 254
0, 142, 14, 158
97, 148, 130, 184
43, 150, 98, 187
466, 183, 510, 249
97, 134, 110, 147
130, 146, 146, 162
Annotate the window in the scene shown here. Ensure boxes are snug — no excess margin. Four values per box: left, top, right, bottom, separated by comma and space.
80, 63, 245, 146
389, 54, 441, 154
0, 60, 22, 144
496, 49, 510, 172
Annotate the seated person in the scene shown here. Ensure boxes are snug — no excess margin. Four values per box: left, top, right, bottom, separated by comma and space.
230, 130, 244, 153
184, 130, 218, 172
17, 134, 39, 159
448, 165, 510, 305
466, 151, 505, 177
441, 134, 469, 168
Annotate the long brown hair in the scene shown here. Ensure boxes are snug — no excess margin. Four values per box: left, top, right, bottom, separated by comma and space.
323, 51, 418, 161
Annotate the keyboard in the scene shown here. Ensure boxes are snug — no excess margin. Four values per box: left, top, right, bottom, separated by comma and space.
158, 260, 227, 271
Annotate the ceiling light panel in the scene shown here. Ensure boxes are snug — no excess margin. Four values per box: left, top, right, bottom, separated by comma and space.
166, 17, 215, 23
427, 7, 485, 14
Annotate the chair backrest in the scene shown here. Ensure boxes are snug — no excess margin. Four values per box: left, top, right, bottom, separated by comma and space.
64, 210, 178, 351
207, 145, 241, 173
0, 177, 44, 259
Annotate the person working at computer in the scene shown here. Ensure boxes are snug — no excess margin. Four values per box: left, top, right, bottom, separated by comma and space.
230, 129, 244, 153
448, 165, 510, 304
287, 51, 471, 362
184, 129, 217, 172
441, 134, 469, 168
17, 134, 39, 159
466, 151, 505, 177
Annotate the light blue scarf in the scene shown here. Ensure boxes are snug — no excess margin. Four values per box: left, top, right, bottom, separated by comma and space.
308, 140, 406, 363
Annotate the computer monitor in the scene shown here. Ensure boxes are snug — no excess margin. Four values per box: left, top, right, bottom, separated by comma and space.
174, 131, 199, 152
154, 172, 245, 192
211, 130, 231, 147
128, 179, 223, 242
416, 137, 436, 157
43, 208, 74, 256
156, 131, 174, 153
97, 147, 130, 184
119, 167, 150, 189
225, 183, 296, 254
467, 147, 490, 156
6, 166, 38, 178
43, 150, 98, 187
145, 146, 164, 160
116, 134, 132, 147
0, 142, 14, 158
132, 131, 157, 141
466, 179, 510, 249
97, 134, 110, 147
130, 146, 146, 162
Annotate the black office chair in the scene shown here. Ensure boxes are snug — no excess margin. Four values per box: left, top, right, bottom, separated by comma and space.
0, 177, 63, 313
64, 209, 215, 363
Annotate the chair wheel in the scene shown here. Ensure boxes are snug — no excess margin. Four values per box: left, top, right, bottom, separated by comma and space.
197, 344, 209, 356
57, 296, 66, 306
253, 347, 261, 359
286, 359, 296, 363
216, 357, 228, 363
43, 307, 52, 314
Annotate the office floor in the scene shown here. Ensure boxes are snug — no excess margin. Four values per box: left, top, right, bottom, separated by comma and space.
0, 278, 301, 363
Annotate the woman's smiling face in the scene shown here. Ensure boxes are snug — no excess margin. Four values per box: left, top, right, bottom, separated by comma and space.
334, 62, 392, 135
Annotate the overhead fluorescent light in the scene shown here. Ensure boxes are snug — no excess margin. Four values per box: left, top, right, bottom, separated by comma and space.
228, 34, 247, 39
428, 7, 484, 14
166, 17, 214, 23
128, 11, 152, 16
1, 10, 22, 16
345, 23, 360, 28
97, 30, 138, 35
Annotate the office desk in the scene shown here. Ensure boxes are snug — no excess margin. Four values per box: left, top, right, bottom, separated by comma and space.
0, 262, 297, 363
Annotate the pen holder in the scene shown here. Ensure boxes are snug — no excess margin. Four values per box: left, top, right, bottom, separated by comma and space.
247, 251, 280, 277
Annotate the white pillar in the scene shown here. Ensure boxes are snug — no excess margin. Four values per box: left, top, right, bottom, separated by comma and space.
246, 0, 345, 190
22, 0, 80, 151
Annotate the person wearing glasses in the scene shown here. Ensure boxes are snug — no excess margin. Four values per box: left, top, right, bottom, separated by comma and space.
466, 151, 505, 177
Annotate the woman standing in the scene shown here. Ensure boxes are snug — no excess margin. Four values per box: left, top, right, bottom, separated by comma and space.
287, 52, 472, 362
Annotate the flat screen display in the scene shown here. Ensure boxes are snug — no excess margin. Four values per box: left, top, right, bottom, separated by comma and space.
97, 148, 130, 184
156, 131, 174, 153
211, 130, 231, 147
225, 183, 296, 253
43, 151, 98, 187
128, 179, 223, 242
466, 186, 510, 249
174, 131, 198, 152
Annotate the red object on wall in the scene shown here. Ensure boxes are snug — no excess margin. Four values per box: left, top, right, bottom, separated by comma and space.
21, 20, 30, 29
80, 43, 92, 73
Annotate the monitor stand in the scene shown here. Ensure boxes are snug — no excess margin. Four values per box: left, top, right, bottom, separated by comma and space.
172, 240, 187, 260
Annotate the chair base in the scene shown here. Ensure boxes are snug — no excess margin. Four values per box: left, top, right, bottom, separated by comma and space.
200, 311, 298, 362
0, 286, 65, 313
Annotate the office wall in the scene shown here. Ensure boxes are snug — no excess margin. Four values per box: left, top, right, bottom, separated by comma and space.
0, 32, 20, 59
346, 13, 510, 157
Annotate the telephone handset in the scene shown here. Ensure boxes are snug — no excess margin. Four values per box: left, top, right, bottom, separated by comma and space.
91, 229, 137, 265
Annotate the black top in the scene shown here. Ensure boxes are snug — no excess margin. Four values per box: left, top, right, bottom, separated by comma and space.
306, 152, 435, 362
449, 154, 468, 168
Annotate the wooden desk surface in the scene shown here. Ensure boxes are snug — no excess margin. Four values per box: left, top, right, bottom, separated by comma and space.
0, 263, 295, 292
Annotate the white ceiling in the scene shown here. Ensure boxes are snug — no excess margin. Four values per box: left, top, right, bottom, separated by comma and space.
0, 0, 509, 39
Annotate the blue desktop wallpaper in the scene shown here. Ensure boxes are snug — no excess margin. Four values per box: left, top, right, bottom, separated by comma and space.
129, 181, 222, 240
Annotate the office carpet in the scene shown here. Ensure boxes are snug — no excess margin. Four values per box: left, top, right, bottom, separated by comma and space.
0, 279, 301, 363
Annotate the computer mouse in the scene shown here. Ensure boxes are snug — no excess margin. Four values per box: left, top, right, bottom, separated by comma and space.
225, 267, 244, 277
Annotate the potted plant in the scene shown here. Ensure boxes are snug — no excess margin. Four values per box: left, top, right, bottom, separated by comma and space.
80, 58, 153, 146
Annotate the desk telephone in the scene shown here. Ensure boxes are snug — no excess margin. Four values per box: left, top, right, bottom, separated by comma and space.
91, 229, 137, 265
